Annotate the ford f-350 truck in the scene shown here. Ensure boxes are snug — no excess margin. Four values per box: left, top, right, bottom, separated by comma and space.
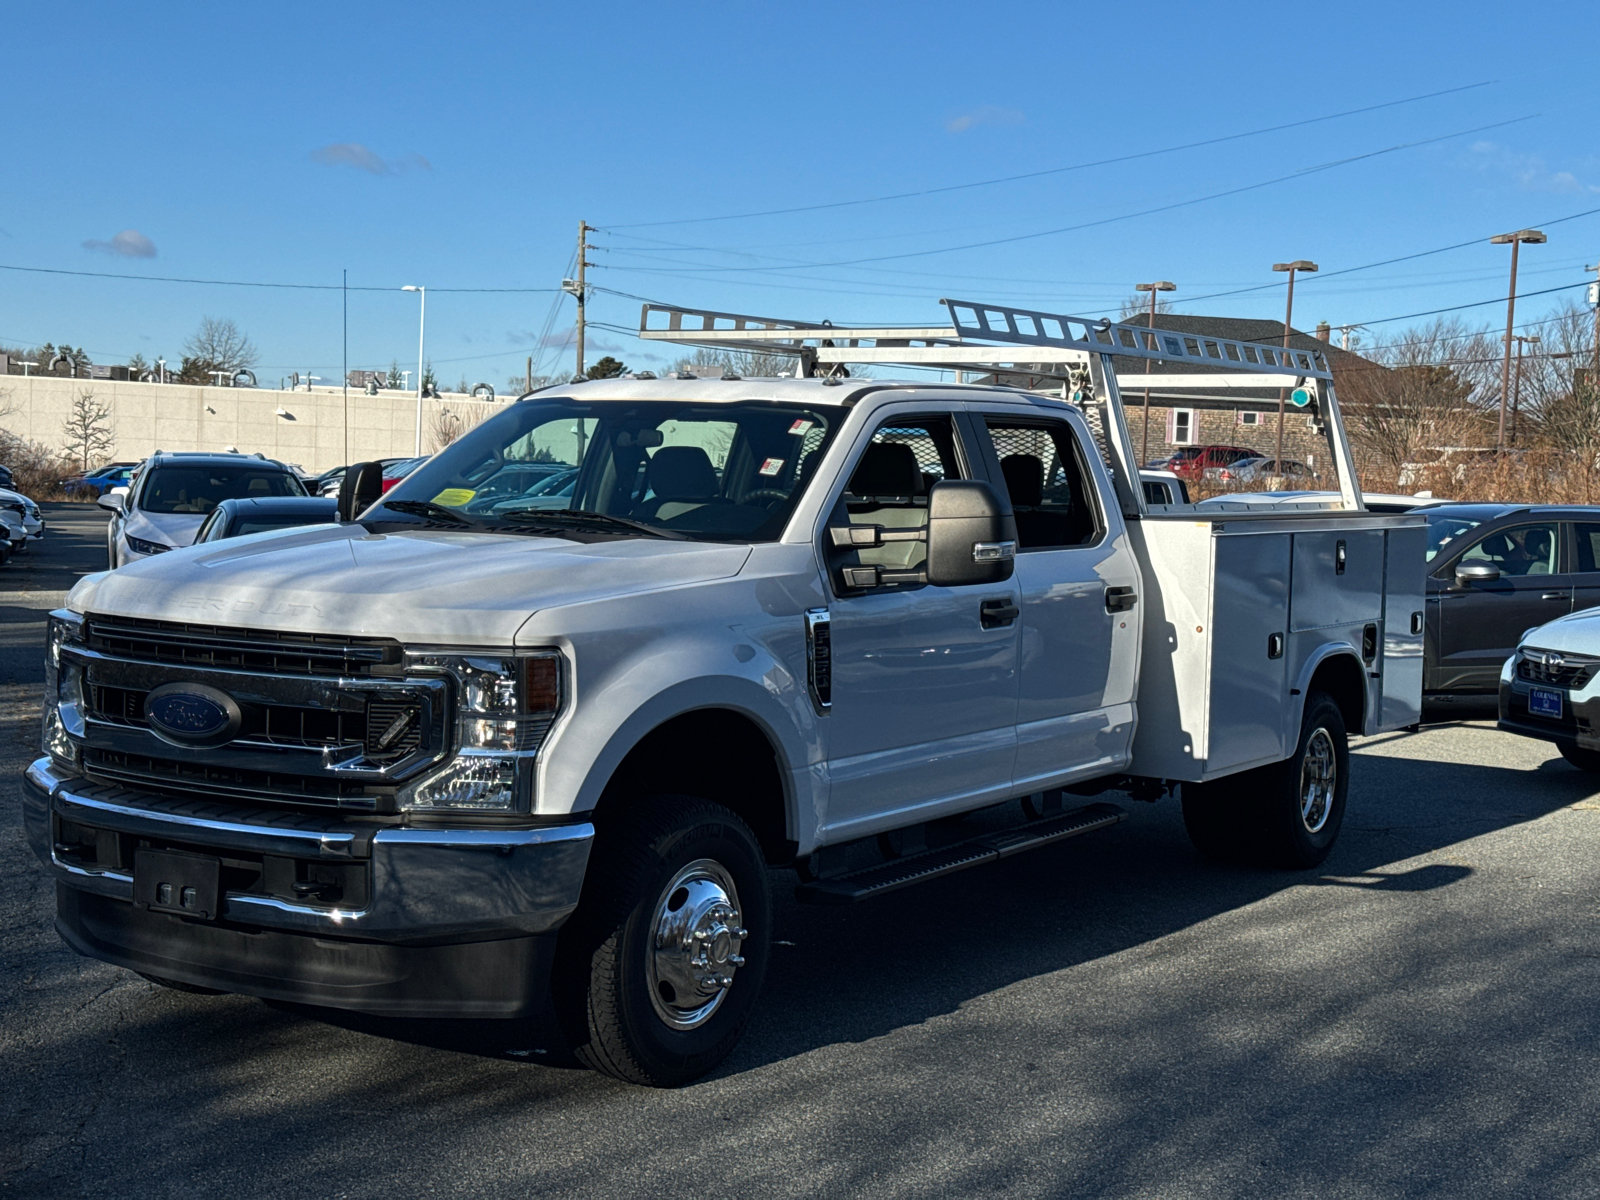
25, 299, 1425, 1086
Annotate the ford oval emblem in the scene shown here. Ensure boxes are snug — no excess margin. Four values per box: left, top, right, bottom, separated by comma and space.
143, 682, 243, 748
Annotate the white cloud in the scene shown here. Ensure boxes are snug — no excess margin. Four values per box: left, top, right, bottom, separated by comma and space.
82, 229, 157, 258
1468, 141, 1598, 194
310, 143, 432, 175
946, 105, 1024, 134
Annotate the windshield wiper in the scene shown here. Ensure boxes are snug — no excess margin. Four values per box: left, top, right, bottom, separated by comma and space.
496, 508, 689, 540
378, 499, 473, 525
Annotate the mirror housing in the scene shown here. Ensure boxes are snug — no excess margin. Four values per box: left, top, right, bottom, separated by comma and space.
925, 480, 1017, 588
97, 488, 125, 513
1455, 561, 1501, 587
337, 462, 385, 522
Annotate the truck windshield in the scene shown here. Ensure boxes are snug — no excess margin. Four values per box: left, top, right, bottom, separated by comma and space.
379, 397, 838, 543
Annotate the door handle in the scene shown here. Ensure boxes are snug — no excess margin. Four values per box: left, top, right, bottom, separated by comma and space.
1542, 592, 1568, 601
979, 598, 1019, 629
1105, 585, 1138, 613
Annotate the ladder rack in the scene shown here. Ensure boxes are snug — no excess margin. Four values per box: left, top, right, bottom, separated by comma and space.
637, 298, 1361, 515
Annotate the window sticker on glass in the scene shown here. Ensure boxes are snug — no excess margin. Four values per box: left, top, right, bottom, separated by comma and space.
787, 419, 814, 435
759, 457, 786, 476
432, 488, 477, 506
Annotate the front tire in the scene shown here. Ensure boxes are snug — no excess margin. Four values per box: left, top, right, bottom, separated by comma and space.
1559, 743, 1600, 774
554, 796, 771, 1087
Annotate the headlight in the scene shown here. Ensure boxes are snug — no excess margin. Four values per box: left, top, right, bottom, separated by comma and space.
125, 535, 172, 556
398, 652, 564, 813
42, 611, 86, 769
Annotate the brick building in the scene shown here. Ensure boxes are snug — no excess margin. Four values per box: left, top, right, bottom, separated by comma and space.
981, 315, 1384, 476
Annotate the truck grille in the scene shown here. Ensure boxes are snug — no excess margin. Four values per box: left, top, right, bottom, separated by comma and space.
1517, 651, 1599, 690
73, 615, 446, 812
80, 747, 374, 806
84, 614, 403, 678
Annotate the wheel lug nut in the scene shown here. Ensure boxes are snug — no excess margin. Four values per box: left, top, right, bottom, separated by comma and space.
729, 955, 745, 967
733, 927, 748, 939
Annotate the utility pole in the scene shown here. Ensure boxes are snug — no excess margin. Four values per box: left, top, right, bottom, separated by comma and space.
1587, 260, 1600, 380
561, 221, 592, 381
1272, 261, 1318, 467
342, 268, 349, 466
526, 355, 533, 394
1135, 281, 1176, 465
1511, 333, 1540, 448
1490, 229, 1546, 451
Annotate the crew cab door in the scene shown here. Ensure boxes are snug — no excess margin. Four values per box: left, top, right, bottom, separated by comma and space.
971, 408, 1139, 787
817, 409, 1020, 840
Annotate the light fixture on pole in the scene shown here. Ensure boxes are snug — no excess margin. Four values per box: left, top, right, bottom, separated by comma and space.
402, 285, 427, 456
1134, 280, 1176, 466
1489, 230, 1546, 450
1511, 333, 1540, 448
1271, 260, 1318, 465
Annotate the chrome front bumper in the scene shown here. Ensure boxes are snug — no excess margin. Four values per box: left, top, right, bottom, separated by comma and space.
23, 756, 594, 944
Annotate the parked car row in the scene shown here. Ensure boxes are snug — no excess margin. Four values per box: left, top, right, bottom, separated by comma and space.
1144, 444, 1321, 487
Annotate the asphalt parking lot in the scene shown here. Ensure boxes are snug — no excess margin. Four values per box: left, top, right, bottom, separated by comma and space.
5, 505, 1600, 1198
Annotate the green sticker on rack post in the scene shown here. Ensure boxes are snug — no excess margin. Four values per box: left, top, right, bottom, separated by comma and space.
1289, 387, 1313, 408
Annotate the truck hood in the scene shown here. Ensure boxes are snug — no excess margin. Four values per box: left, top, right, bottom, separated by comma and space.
1523, 606, 1600, 656
68, 524, 753, 646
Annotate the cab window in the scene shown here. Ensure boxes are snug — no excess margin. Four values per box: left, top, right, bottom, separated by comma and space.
981, 418, 1101, 549
840, 415, 966, 574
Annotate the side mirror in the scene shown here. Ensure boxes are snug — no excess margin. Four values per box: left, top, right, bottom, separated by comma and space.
337, 462, 385, 522
1456, 561, 1501, 587
926, 480, 1017, 588
98, 488, 125, 512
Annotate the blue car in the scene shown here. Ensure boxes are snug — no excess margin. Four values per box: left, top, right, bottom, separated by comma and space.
64, 464, 137, 498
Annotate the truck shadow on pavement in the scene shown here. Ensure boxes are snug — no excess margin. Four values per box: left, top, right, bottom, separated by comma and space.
270, 744, 1593, 1078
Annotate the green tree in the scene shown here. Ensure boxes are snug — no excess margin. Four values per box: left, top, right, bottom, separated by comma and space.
586, 355, 627, 380
128, 353, 149, 376
421, 361, 438, 397
386, 360, 404, 389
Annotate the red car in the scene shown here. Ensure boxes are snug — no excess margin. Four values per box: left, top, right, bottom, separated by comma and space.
1170, 445, 1260, 481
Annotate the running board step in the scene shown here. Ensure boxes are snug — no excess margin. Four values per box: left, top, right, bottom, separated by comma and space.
794, 802, 1126, 905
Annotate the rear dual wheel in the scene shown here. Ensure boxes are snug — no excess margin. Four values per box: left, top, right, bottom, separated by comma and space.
1182, 690, 1349, 869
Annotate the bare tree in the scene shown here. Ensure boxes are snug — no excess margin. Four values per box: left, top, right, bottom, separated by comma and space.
1117, 293, 1176, 323
183, 317, 259, 374
429, 408, 463, 452
1340, 318, 1499, 478
61, 389, 114, 470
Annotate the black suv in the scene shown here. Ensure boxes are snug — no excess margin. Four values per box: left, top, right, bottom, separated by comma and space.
1423, 503, 1600, 709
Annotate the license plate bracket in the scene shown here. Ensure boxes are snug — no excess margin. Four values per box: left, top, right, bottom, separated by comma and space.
1529, 686, 1564, 720
134, 849, 221, 921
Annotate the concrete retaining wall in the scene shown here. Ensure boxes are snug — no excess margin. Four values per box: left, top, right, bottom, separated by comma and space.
0, 375, 511, 474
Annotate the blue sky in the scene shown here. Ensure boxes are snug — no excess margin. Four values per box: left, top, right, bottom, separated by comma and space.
3, 0, 1597, 386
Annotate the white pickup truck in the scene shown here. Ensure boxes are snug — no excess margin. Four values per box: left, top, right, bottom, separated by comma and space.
25, 300, 1425, 1086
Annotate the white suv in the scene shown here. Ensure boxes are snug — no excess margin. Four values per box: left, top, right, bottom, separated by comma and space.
101, 453, 308, 568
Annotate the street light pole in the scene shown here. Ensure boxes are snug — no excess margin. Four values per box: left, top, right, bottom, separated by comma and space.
1134, 280, 1176, 466
1490, 230, 1546, 451
1272, 260, 1318, 466
1511, 334, 1540, 448
402, 285, 426, 456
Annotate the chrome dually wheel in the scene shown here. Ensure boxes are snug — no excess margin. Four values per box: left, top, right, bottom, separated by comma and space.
1300, 727, 1337, 835
647, 859, 749, 1031
556, 795, 771, 1087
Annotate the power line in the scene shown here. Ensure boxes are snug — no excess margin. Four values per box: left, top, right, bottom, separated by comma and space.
596, 117, 1535, 274
603, 80, 1498, 229
0, 261, 559, 293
